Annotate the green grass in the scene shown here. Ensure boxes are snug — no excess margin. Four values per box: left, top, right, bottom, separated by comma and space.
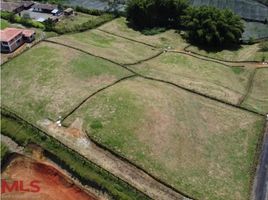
1, 19, 9, 29
1, 142, 10, 163
187, 44, 268, 62
242, 68, 268, 114
99, 17, 189, 49
1, 42, 131, 123
131, 52, 253, 104
0, 113, 149, 200
48, 28, 158, 64
64, 77, 265, 200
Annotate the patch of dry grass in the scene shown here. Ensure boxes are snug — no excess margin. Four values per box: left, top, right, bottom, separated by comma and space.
242, 68, 268, 114
131, 52, 253, 104
47, 29, 159, 64
99, 17, 189, 49
63, 77, 264, 200
1, 42, 131, 123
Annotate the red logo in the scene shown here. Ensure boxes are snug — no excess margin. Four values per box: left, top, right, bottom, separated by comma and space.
1, 179, 41, 193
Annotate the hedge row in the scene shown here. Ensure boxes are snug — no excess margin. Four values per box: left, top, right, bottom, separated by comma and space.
52, 14, 115, 34
1, 11, 45, 29
0, 110, 150, 200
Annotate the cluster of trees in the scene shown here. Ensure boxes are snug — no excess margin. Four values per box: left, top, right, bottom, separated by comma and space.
126, 0, 244, 47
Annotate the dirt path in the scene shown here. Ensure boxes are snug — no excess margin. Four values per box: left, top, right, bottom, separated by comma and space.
38, 119, 193, 200
253, 120, 268, 200
1, 134, 24, 154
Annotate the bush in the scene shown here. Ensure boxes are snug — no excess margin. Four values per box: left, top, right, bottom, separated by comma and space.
53, 14, 114, 34
183, 6, 244, 47
1, 11, 45, 29
75, 6, 104, 16
141, 27, 166, 35
259, 41, 268, 51
126, 0, 189, 29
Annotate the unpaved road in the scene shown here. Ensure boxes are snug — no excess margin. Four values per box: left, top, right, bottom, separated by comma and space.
253, 121, 268, 200
38, 119, 192, 200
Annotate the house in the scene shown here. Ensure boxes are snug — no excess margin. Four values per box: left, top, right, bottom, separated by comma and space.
32, 3, 58, 14
0, 2, 24, 13
0, 1, 34, 13
1, 28, 35, 53
64, 8, 74, 16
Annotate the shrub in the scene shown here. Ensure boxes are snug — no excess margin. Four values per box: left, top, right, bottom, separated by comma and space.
183, 6, 244, 47
90, 120, 103, 129
126, 0, 189, 29
259, 41, 268, 51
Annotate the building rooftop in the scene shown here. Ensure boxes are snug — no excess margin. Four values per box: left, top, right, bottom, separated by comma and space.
0, 28, 23, 42
0, 2, 23, 12
1, 28, 35, 42
22, 29, 35, 37
32, 3, 57, 11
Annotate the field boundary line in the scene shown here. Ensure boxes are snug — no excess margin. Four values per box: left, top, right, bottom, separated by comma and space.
36, 41, 266, 116
239, 67, 268, 106
238, 68, 257, 106
184, 45, 263, 63
168, 50, 245, 68
136, 75, 265, 116
96, 28, 159, 48
61, 74, 137, 121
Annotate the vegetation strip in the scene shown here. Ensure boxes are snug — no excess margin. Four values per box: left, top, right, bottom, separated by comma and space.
168, 50, 245, 68
238, 68, 257, 105
97, 28, 158, 48
1, 108, 151, 200
61, 74, 137, 121
184, 45, 263, 63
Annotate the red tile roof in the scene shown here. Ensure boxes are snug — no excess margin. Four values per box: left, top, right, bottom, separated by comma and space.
0, 28, 36, 42
0, 28, 23, 42
22, 29, 35, 37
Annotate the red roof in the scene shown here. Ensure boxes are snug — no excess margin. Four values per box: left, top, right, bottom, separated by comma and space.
22, 29, 35, 37
0, 28, 23, 42
1, 28, 36, 42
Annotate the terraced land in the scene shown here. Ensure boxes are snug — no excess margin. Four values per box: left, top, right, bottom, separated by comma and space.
186, 44, 268, 62
47, 29, 159, 64
98, 17, 189, 49
63, 77, 264, 200
130, 52, 253, 104
1, 42, 131, 123
1, 17, 268, 200
242, 68, 268, 114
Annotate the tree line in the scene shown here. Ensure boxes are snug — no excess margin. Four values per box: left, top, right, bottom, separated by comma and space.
126, 0, 244, 47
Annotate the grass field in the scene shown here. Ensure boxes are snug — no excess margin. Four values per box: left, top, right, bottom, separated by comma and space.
131, 52, 253, 104
99, 17, 189, 49
242, 68, 268, 114
187, 44, 268, 62
54, 12, 97, 32
48, 28, 159, 64
1, 42, 131, 123
1, 19, 9, 29
63, 77, 264, 200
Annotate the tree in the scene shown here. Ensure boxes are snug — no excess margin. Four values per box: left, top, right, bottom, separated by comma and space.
126, 0, 189, 28
183, 6, 244, 47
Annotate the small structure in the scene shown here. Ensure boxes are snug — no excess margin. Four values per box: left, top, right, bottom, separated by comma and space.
64, 8, 74, 16
0, 2, 24, 13
1, 28, 35, 53
32, 3, 57, 14
0, 1, 34, 13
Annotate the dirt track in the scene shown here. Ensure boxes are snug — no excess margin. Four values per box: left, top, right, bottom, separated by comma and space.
38, 119, 192, 200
